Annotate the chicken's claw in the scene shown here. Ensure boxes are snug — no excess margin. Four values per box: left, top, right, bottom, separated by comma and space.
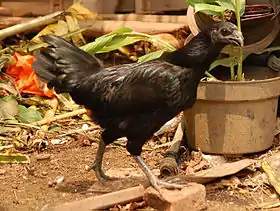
88, 162, 117, 182
151, 178, 187, 191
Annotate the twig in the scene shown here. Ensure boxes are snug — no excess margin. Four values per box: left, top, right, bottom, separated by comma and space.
54, 92, 79, 110
80, 20, 187, 37
112, 140, 153, 151
0, 11, 65, 40
0, 120, 40, 129
58, 125, 99, 137
32, 108, 87, 126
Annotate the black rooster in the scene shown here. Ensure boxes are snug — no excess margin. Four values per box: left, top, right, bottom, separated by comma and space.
32, 22, 243, 190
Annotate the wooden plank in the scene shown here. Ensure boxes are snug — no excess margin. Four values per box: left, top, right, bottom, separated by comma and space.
45, 185, 145, 211
135, 0, 144, 13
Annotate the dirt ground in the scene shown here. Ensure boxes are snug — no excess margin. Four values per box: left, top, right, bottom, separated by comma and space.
0, 138, 279, 211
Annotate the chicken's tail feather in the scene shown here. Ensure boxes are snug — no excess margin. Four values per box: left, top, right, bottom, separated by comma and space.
32, 34, 103, 93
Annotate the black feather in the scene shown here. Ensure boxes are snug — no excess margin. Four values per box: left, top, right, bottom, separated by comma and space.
32, 22, 241, 156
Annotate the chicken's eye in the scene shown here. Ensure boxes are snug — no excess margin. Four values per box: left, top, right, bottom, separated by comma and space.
221, 28, 230, 36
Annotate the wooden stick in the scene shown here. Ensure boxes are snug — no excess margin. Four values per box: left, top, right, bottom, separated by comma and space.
0, 11, 65, 40
79, 20, 187, 36
159, 117, 185, 177
58, 125, 99, 137
32, 108, 87, 126
45, 185, 145, 211
0, 17, 187, 36
101, 14, 188, 23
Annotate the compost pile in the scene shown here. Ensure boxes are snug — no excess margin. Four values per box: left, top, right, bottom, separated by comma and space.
0, 3, 280, 211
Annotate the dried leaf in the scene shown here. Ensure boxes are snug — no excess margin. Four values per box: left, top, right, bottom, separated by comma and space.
262, 154, 280, 195
31, 23, 57, 43
0, 96, 18, 120
184, 159, 255, 184
66, 3, 98, 20
0, 81, 17, 96
55, 20, 69, 36
0, 153, 29, 163
65, 15, 86, 46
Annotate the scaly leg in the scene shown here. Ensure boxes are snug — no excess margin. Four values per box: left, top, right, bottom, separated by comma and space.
133, 155, 187, 191
87, 138, 116, 182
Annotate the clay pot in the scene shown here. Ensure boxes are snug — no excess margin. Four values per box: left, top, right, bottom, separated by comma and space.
184, 75, 280, 155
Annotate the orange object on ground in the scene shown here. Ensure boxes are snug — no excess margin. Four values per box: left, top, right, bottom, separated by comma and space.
6, 53, 54, 98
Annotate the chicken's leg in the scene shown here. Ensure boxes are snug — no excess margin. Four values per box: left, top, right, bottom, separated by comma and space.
88, 138, 116, 182
133, 155, 186, 191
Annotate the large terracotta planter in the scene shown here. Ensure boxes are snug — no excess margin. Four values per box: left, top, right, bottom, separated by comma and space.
184, 76, 280, 155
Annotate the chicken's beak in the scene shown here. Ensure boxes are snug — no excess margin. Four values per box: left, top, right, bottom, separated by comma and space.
228, 30, 244, 47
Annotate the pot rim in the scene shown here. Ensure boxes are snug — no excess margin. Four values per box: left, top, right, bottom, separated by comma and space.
200, 76, 280, 85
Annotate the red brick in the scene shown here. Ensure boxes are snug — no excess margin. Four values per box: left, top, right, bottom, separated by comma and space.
144, 182, 206, 211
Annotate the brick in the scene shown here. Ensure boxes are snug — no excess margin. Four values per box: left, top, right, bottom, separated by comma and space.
143, 182, 206, 211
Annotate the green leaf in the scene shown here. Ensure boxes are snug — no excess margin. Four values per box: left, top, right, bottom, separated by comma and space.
48, 124, 61, 131
208, 53, 249, 71
80, 28, 136, 55
186, 0, 216, 8
17, 105, 43, 123
0, 153, 30, 164
231, 0, 245, 15
216, 0, 235, 12
194, 3, 227, 13
80, 35, 115, 55
138, 49, 166, 63
96, 36, 146, 53
103, 27, 133, 36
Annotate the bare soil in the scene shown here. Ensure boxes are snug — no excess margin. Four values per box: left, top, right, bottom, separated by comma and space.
0, 138, 278, 211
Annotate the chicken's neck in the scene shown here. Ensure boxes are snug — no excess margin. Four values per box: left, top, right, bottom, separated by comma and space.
164, 32, 225, 74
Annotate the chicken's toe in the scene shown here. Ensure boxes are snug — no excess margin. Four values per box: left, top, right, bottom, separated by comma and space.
152, 178, 187, 191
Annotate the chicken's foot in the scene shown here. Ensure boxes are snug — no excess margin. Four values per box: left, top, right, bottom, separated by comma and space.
133, 155, 187, 191
87, 138, 117, 182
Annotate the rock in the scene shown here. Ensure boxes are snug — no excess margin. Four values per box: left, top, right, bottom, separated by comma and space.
0, 169, 6, 175
144, 183, 206, 211
42, 171, 48, 176
35, 154, 51, 161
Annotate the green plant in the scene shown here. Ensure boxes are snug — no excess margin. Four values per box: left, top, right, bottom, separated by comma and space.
186, 0, 246, 80
80, 28, 216, 79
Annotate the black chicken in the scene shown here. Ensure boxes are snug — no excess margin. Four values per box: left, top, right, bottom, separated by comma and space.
32, 22, 243, 190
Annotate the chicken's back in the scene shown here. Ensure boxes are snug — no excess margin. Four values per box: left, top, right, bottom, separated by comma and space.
32, 35, 199, 156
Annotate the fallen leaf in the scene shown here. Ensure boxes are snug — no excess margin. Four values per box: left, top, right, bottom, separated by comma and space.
262, 153, 280, 195
31, 23, 57, 43
65, 15, 86, 46
66, 3, 98, 20
17, 105, 43, 123
55, 20, 69, 36
0, 96, 18, 120
184, 159, 255, 184
0, 153, 29, 164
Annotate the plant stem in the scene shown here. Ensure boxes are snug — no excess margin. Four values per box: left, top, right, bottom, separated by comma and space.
230, 46, 235, 80
235, 0, 243, 81
205, 71, 218, 80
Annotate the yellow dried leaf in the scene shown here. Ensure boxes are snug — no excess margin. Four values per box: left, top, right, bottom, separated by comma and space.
65, 15, 86, 46
32, 23, 57, 43
66, 3, 98, 20
55, 20, 69, 36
